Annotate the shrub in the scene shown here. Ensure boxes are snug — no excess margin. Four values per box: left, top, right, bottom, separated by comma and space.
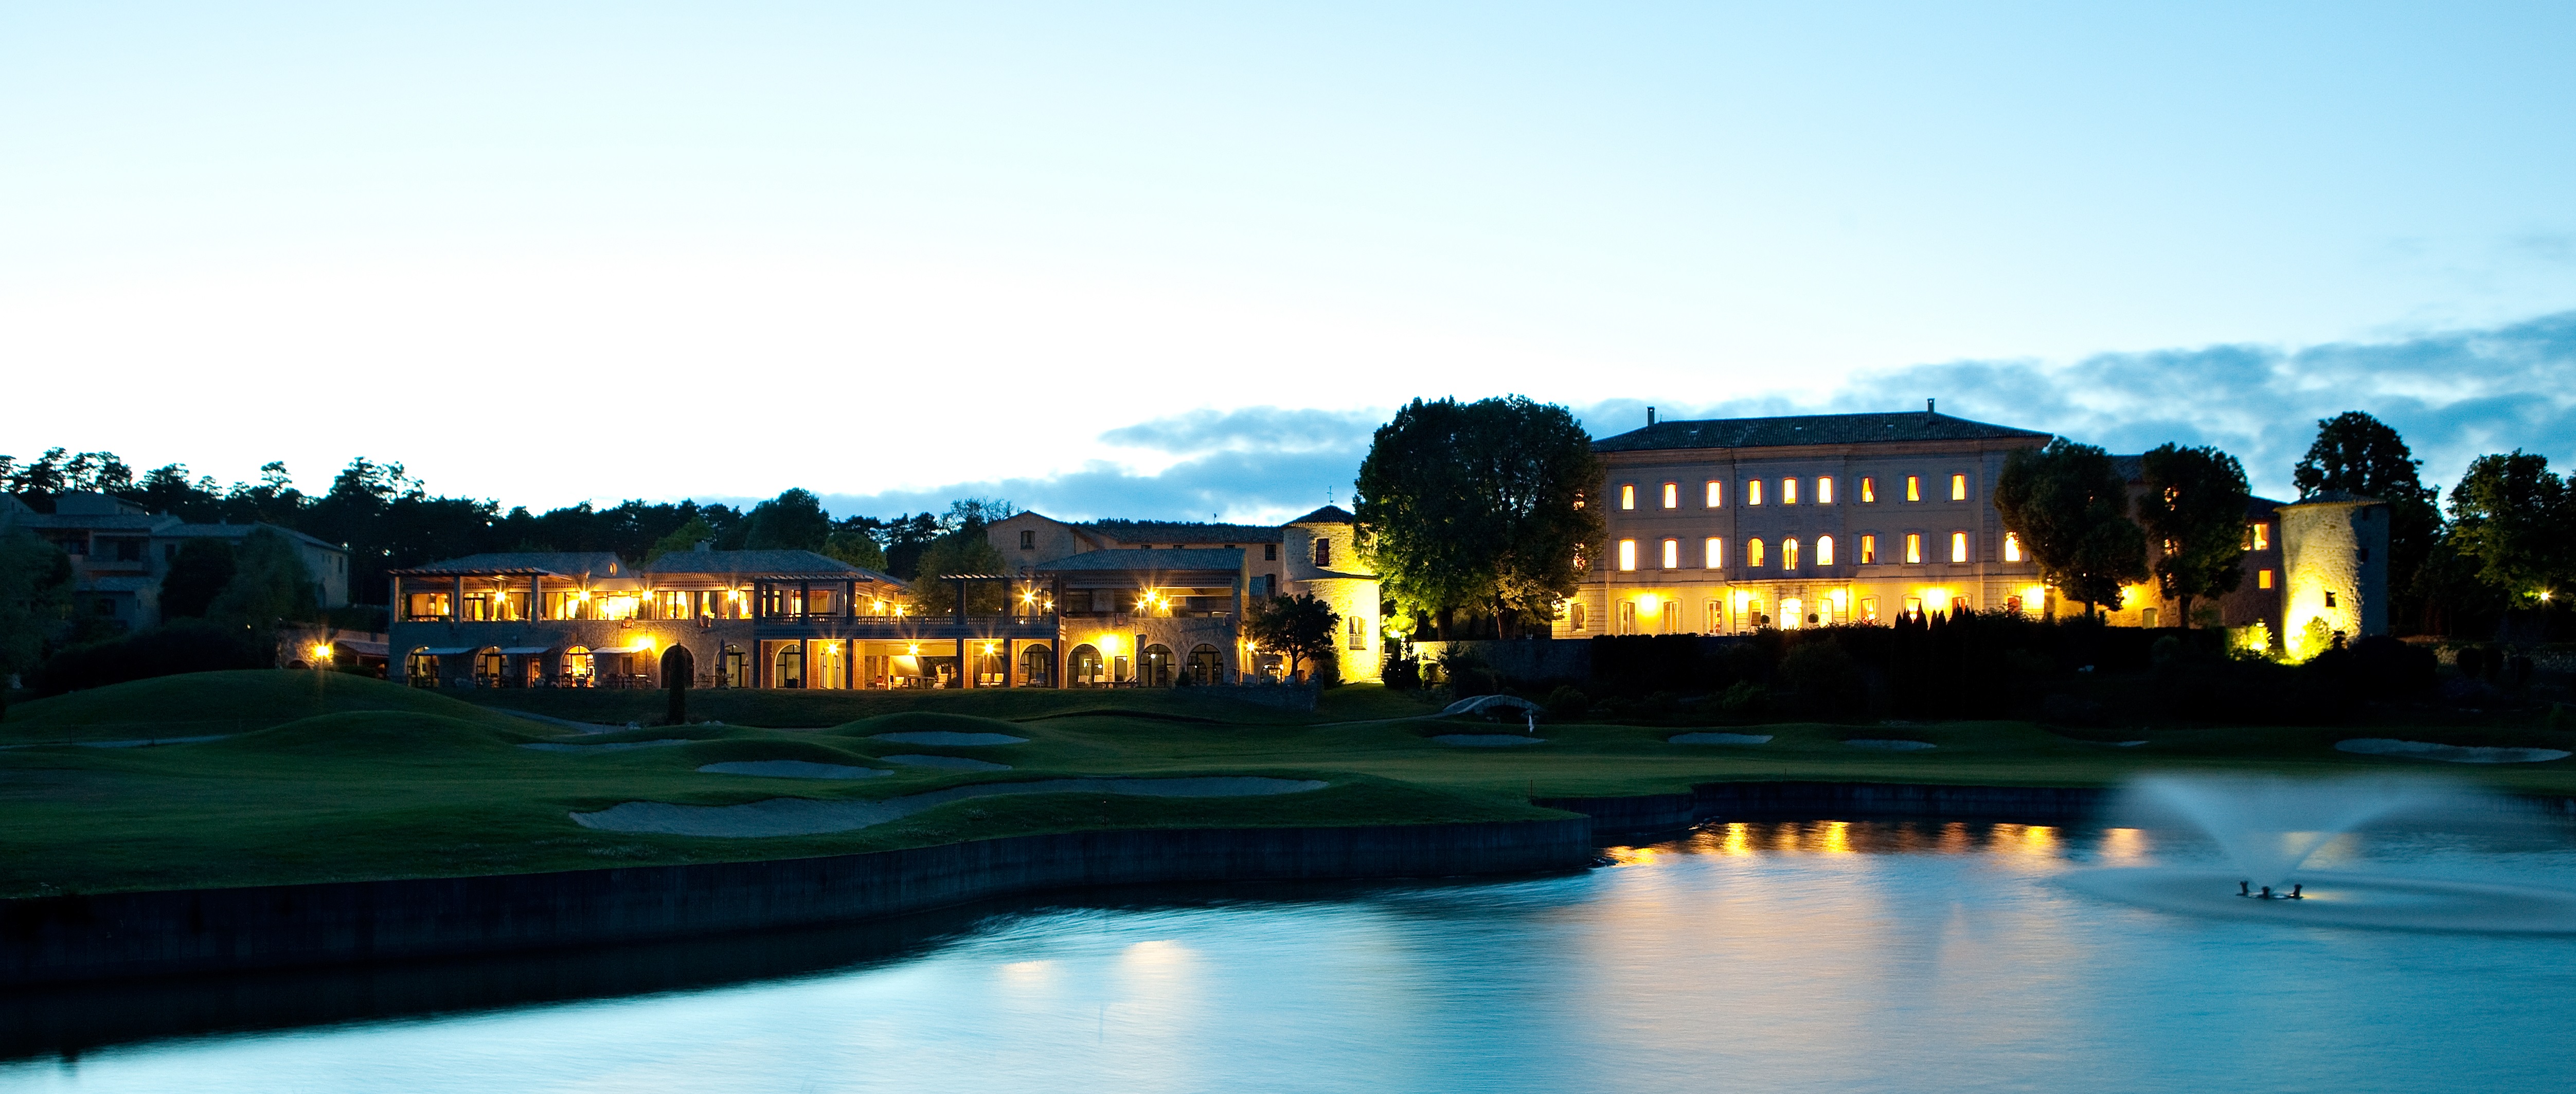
1544, 684, 1590, 720
28, 620, 271, 696
1719, 680, 1765, 714
1380, 653, 1422, 690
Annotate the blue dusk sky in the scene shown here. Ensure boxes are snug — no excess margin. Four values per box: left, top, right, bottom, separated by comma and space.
5, 3, 2573, 521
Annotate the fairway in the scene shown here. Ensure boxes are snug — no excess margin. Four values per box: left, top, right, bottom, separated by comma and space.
4, 671, 2572, 898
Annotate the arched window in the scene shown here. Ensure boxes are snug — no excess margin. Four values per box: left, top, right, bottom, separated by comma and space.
1188, 644, 1223, 685
1747, 539, 1766, 567
564, 645, 594, 684
774, 643, 804, 689
474, 647, 503, 688
405, 648, 440, 687
1021, 643, 1053, 688
1782, 539, 1800, 570
1141, 643, 1174, 687
1068, 643, 1104, 687
720, 644, 746, 689
1816, 535, 1835, 566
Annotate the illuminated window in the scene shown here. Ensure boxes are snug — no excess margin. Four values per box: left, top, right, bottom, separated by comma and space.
1861, 534, 1877, 564
1951, 473, 1968, 501
1904, 596, 1923, 617
1662, 482, 1679, 509
2248, 523, 2271, 550
1620, 484, 1636, 510
1569, 601, 1587, 631
1905, 533, 1923, 564
1704, 536, 1724, 568
1782, 539, 1800, 570
1859, 596, 1880, 622
1661, 538, 1680, 569
1861, 477, 1876, 503
1782, 478, 1799, 505
2325, 590, 2338, 608
1816, 535, 1835, 566
1746, 479, 1764, 506
1951, 531, 1970, 563
1705, 480, 1723, 507
1817, 477, 1834, 504
1747, 539, 1766, 567
1906, 475, 1921, 502
1617, 539, 1638, 571
1705, 598, 1724, 632
2003, 532, 2023, 563
2258, 568, 2274, 589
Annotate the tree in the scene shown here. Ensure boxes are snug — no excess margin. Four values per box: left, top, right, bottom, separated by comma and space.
1995, 439, 2148, 616
2445, 451, 2573, 600
647, 515, 721, 562
2294, 411, 2445, 630
1353, 396, 1604, 638
741, 489, 833, 552
159, 538, 238, 619
205, 528, 321, 633
0, 530, 75, 706
2138, 443, 2251, 627
905, 507, 1009, 616
822, 528, 888, 571
1245, 593, 1340, 683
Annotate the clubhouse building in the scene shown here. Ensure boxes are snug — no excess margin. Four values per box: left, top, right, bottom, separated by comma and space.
1572, 404, 2387, 650
386, 506, 1379, 690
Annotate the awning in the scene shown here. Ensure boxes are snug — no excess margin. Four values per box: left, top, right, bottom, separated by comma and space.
415, 647, 472, 656
587, 644, 651, 654
496, 646, 553, 655
336, 639, 390, 658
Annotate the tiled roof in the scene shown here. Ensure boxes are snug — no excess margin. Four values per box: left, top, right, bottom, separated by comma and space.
1286, 505, 1355, 525
397, 551, 625, 577
2289, 490, 2384, 506
1084, 519, 1283, 544
158, 522, 346, 553
645, 549, 891, 581
1593, 411, 2050, 453
1035, 548, 1246, 572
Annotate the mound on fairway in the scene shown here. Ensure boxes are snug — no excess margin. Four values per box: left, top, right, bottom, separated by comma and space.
207, 711, 531, 759
2, 671, 527, 743
831, 710, 1031, 740
574, 776, 1331, 837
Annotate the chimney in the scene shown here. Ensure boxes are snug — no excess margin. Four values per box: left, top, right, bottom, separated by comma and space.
1647, 406, 1657, 426
1926, 398, 1936, 416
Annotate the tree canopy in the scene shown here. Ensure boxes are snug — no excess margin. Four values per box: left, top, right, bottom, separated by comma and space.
158, 538, 237, 620
1245, 592, 1340, 683
1995, 439, 2147, 615
2137, 443, 2251, 627
0, 530, 74, 697
1353, 396, 1603, 638
2445, 451, 2573, 601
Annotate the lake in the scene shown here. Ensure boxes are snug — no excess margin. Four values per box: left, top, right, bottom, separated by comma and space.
8, 819, 2573, 1092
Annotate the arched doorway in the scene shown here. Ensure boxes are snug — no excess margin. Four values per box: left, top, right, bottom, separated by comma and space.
661, 644, 695, 688
1068, 643, 1104, 687
474, 647, 503, 688
1187, 644, 1223, 686
564, 645, 595, 686
1019, 643, 1052, 688
406, 648, 440, 687
1140, 643, 1173, 687
775, 642, 804, 689
720, 644, 746, 688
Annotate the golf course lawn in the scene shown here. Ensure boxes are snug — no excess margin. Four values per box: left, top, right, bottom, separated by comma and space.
3, 670, 2571, 898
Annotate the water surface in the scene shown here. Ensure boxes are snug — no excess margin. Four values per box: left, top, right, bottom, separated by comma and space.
9, 820, 2573, 1092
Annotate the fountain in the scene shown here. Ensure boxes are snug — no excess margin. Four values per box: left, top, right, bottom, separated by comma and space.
2062, 774, 2576, 933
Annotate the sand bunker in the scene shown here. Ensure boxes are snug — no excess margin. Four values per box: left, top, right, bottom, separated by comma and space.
1668, 732, 1773, 745
1441, 694, 1542, 718
573, 776, 1329, 837
868, 731, 1027, 746
2336, 739, 2572, 764
697, 761, 890, 779
520, 739, 691, 752
1433, 734, 1546, 747
1844, 739, 1936, 751
882, 754, 1013, 771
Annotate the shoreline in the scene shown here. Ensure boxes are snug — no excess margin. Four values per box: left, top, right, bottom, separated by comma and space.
13, 780, 2575, 988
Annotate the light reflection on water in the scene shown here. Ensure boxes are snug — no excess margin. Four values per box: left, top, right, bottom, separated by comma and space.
8, 820, 2575, 1093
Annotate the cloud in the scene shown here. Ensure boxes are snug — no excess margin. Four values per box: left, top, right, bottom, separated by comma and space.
1581, 309, 2576, 499
743, 310, 2576, 523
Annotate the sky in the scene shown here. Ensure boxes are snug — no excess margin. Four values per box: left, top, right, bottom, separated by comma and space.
5, 3, 2573, 522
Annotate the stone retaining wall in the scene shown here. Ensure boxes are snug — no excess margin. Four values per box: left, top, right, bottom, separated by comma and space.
1, 819, 1591, 988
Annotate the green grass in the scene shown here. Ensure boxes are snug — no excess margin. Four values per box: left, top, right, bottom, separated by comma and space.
4, 671, 2573, 898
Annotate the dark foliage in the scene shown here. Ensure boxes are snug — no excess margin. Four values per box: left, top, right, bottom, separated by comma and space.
27, 620, 269, 696
158, 539, 236, 619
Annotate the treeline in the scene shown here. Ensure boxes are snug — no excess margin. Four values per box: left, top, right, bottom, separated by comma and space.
0, 449, 1014, 605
